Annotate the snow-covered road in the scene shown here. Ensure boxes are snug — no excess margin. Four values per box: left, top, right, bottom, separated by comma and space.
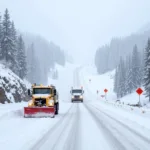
1, 64, 150, 150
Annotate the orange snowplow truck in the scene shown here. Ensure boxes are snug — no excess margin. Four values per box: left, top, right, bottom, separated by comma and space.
24, 84, 59, 118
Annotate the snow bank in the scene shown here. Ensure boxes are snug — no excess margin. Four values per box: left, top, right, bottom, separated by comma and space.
0, 64, 31, 103
80, 65, 150, 108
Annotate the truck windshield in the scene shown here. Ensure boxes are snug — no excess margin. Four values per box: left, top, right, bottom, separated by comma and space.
72, 89, 82, 93
33, 88, 51, 94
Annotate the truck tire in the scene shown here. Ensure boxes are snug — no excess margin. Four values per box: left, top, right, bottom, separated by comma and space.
55, 103, 59, 115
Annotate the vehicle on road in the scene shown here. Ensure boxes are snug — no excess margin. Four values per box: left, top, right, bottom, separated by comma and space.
24, 84, 59, 118
70, 87, 84, 103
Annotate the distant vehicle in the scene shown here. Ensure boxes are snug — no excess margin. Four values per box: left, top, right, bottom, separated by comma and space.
70, 87, 84, 103
24, 84, 59, 118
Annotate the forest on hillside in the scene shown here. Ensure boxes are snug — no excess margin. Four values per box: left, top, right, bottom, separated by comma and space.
0, 9, 66, 84
95, 28, 150, 102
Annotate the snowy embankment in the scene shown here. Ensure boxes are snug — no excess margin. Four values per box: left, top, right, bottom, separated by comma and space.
79, 66, 150, 114
0, 63, 76, 150
80, 65, 149, 107
0, 64, 31, 103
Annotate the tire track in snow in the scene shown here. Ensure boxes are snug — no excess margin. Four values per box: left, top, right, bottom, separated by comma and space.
30, 104, 74, 150
63, 103, 81, 150
84, 104, 126, 150
50, 104, 78, 150
90, 104, 150, 149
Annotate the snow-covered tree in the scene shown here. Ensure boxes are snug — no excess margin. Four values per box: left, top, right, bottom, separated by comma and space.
26, 43, 37, 83
125, 55, 133, 94
10, 21, 18, 73
0, 13, 2, 60
117, 57, 126, 98
113, 67, 118, 94
131, 45, 141, 89
143, 39, 150, 101
17, 35, 27, 79
1, 9, 16, 70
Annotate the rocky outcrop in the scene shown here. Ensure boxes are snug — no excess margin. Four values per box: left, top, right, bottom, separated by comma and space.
0, 64, 30, 104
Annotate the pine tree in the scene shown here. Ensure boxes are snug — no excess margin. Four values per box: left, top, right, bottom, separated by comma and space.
143, 39, 150, 101
117, 57, 126, 98
10, 21, 18, 73
125, 55, 133, 94
27, 43, 36, 83
114, 67, 118, 94
132, 45, 141, 89
0, 13, 2, 59
1, 9, 16, 70
17, 35, 27, 79
1, 9, 11, 62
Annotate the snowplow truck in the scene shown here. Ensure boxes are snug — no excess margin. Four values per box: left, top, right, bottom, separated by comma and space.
70, 87, 84, 103
24, 84, 59, 118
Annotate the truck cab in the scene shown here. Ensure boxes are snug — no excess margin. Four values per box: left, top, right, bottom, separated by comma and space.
25, 84, 59, 117
70, 87, 84, 103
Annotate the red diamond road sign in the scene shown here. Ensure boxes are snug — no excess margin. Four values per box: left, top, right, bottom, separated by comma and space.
136, 88, 143, 95
104, 89, 108, 93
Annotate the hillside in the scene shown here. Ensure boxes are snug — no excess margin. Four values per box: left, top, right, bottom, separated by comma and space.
79, 65, 149, 107
95, 29, 150, 74
0, 64, 31, 104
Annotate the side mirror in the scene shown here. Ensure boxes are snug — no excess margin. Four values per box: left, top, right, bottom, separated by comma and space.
28, 89, 31, 96
70, 90, 72, 94
82, 90, 84, 94
54, 89, 56, 95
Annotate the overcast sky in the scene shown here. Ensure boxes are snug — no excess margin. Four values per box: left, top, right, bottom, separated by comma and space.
0, 0, 150, 64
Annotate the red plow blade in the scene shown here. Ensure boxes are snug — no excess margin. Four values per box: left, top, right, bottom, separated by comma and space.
24, 107, 55, 118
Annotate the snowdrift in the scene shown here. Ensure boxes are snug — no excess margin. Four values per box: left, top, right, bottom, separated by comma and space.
0, 64, 31, 103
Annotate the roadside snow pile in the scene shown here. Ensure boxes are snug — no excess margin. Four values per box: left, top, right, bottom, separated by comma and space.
0, 64, 31, 104
120, 90, 149, 108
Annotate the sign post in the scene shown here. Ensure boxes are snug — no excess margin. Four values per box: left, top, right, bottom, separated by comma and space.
136, 88, 143, 107
97, 90, 99, 100
89, 79, 91, 83
104, 89, 108, 100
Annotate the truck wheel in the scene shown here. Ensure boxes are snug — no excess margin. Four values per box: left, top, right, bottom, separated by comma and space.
55, 103, 59, 115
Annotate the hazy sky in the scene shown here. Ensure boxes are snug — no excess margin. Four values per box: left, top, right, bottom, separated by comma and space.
0, 0, 150, 64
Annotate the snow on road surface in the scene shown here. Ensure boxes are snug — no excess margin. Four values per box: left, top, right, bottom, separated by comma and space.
0, 63, 75, 150
1, 64, 150, 150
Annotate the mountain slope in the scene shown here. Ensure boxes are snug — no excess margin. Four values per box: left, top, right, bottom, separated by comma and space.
0, 63, 30, 103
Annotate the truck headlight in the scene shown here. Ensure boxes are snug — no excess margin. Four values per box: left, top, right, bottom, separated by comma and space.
28, 101, 33, 106
80, 96, 83, 98
72, 96, 74, 98
48, 100, 54, 106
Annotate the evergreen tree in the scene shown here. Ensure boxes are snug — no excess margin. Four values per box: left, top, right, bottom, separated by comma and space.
27, 43, 36, 83
125, 55, 133, 94
10, 21, 18, 73
117, 57, 126, 98
114, 67, 118, 94
1, 9, 16, 70
17, 35, 27, 79
131, 45, 141, 89
143, 39, 150, 101
0, 13, 2, 59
